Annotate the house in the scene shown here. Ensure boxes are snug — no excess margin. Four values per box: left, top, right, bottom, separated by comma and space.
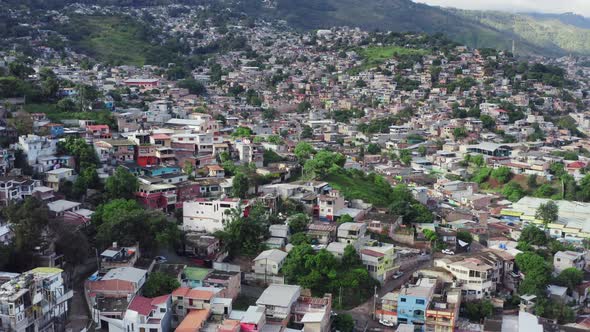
171, 287, 215, 321
307, 223, 337, 245
94, 139, 136, 164
47, 199, 81, 217
17, 134, 58, 171
203, 271, 241, 300
292, 293, 333, 332
434, 255, 497, 300
135, 182, 177, 211
182, 267, 211, 288
318, 190, 346, 222
0, 176, 41, 205
118, 295, 172, 332
87, 267, 148, 298
206, 164, 225, 178
397, 278, 437, 325
0, 267, 73, 332
175, 308, 211, 332
360, 243, 398, 284
256, 284, 301, 323
253, 249, 288, 276
424, 284, 462, 332
86, 125, 112, 139
337, 222, 367, 246
45, 167, 76, 191
182, 198, 248, 234
553, 251, 586, 274
100, 243, 139, 270
124, 78, 160, 89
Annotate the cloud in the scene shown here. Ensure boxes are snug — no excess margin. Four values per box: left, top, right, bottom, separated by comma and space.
414, 0, 590, 17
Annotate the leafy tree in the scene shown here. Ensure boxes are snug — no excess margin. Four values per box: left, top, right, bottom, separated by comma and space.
472, 167, 492, 184
105, 166, 139, 200
518, 225, 547, 246
342, 245, 362, 267
58, 137, 99, 170
231, 126, 253, 137
57, 98, 76, 112
535, 201, 558, 229
4, 198, 49, 253
534, 184, 556, 198
303, 150, 346, 179
300, 125, 313, 139
215, 204, 270, 257
502, 182, 526, 202
288, 213, 310, 234
93, 199, 180, 254
554, 268, 583, 292
143, 272, 181, 298
515, 252, 551, 295
398, 149, 412, 165
290, 233, 310, 246
464, 300, 493, 323
296, 101, 312, 113
480, 115, 496, 130
294, 142, 315, 161
231, 172, 249, 199
453, 127, 467, 139
338, 214, 354, 224
177, 79, 206, 95
333, 314, 354, 332
457, 230, 473, 245
490, 166, 511, 184
262, 108, 278, 121
527, 174, 538, 190
366, 143, 381, 154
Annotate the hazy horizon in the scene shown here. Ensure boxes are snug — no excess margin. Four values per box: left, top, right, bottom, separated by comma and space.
414, 0, 590, 17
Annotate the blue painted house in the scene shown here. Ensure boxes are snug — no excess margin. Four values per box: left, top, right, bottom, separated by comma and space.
397, 278, 436, 326
142, 165, 181, 177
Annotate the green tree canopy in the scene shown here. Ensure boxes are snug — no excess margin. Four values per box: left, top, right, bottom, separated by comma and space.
143, 272, 181, 298
105, 166, 139, 200
535, 201, 558, 229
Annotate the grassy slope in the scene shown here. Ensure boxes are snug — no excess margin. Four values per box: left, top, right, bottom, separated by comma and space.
24, 103, 113, 125
324, 171, 390, 207
61, 16, 152, 66
350, 46, 429, 73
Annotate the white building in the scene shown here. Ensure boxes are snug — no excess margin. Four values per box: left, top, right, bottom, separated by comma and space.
0, 267, 73, 332
553, 251, 586, 274
182, 198, 247, 233
256, 284, 301, 321
253, 249, 288, 276
16, 134, 58, 171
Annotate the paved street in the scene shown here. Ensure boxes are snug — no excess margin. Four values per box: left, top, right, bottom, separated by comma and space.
344, 257, 432, 331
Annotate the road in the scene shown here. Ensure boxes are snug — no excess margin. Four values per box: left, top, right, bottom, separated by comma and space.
344, 256, 432, 331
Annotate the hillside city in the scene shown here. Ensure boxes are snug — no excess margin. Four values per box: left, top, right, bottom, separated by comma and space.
1, 2, 590, 332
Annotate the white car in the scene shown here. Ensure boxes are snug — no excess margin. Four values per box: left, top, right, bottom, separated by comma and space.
155, 256, 167, 263
379, 319, 395, 327
393, 271, 404, 279
442, 249, 455, 255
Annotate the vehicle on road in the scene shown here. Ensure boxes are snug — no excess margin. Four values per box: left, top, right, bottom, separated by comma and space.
155, 256, 167, 263
442, 249, 455, 255
378, 319, 395, 327
393, 271, 404, 279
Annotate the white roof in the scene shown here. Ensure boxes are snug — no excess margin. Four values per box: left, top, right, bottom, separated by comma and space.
253, 249, 288, 263
166, 118, 205, 126
102, 267, 146, 283
241, 306, 264, 324
47, 200, 80, 213
512, 197, 590, 232
547, 284, 567, 297
101, 249, 119, 258
256, 284, 301, 308
46, 167, 73, 174
301, 312, 326, 323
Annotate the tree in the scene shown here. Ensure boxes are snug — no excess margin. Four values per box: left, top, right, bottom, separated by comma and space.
57, 98, 76, 112
464, 300, 493, 323
527, 174, 538, 190
338, 214, 354, 224
288, 213, 310, 234
535, 201, 558, 229
366, 143, 381, 155
231, 126, 253, 137
303, 150, 346, 179
262, 108, 278, 121
4, 198, 49, 253
300, 125, 313, 139
342, 245, 362, 267
215, 204, 270, 257
333, 314, 354, 332
518, 225, 547, 246
502, 182, 526, 202
93, 199, 180, 254
480, 115, 496, 130
290, 233, 310, 246
534, 184, 556, 198
554, 268, 583, 292
105, 167, 139, 200
58, 137, 99, 170
398, 149, 412, 165
491, 166, 511, 184
515, 252, 551, 295
457, 230, 473, 245
453, 127, 467, 139
294, 142, 315, 161
177, 79, 206, 95
143, 272, 181, 298
231, 172, 249, 199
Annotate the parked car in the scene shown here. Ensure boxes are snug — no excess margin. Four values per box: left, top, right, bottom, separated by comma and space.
155, 256, 167, 263
393, 271, 404, 279
442, 249, 455, 255
379, 319, 395, 327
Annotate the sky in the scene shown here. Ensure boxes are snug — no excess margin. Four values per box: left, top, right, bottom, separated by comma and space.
414, 0, 590, 17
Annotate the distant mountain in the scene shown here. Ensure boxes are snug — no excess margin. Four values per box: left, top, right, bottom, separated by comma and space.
240, 0, 590, 56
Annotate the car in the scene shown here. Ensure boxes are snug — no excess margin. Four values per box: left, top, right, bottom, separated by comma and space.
442, 249, 455, 255
393, 271, 404, 279
378, 319, 395, 327
155, 256, 167, 263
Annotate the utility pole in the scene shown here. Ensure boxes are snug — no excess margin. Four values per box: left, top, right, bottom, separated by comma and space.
339, 286, 342, 308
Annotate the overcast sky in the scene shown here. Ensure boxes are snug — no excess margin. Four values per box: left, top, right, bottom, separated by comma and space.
414, 0, 590, 17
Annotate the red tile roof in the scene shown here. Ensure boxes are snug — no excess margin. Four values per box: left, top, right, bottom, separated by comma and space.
128, 296, 153, 316
151, 294, 170, 306
361, 249, 385, 258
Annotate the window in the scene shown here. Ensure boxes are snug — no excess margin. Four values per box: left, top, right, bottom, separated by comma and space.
400, 298, 407, 302
416, 299, 425, 305
160, 308, 166, 313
